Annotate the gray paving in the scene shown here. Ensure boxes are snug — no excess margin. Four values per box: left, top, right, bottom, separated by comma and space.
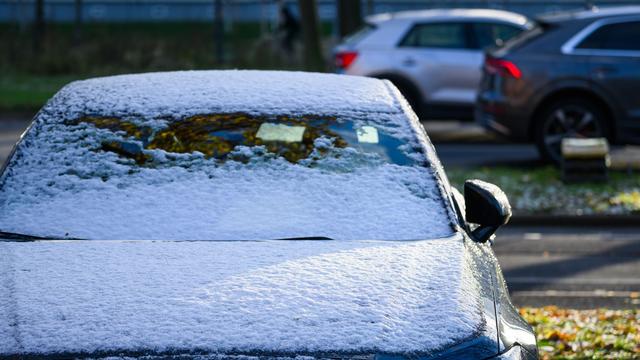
424, 120, 640, 169
495, 226, 640, 309
0, 118, 29, 166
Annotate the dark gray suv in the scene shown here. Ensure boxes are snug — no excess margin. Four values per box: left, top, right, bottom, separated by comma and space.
476, 6, 640, 162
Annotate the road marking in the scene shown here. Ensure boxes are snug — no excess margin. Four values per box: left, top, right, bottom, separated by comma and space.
500, 233, 640, 242
512, 290, 639, 298
507, 276, 640, 285
523, 233, 542, 240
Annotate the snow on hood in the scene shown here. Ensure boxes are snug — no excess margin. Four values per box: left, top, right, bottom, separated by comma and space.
0, 235, 484, 356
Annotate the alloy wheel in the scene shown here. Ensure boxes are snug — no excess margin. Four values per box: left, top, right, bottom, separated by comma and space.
541, 105, 603, 164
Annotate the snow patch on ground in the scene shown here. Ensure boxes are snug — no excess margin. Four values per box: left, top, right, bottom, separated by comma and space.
0, 235, 483, 356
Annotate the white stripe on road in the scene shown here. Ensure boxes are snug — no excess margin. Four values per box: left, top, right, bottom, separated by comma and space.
507, 276, 640, 285
523, 233, 542, 240
512, 290, 639, 298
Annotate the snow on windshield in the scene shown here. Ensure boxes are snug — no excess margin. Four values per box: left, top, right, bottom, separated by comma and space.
0, 72, 455, 240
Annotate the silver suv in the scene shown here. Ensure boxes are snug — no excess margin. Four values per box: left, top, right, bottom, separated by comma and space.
334, 9, 533, 120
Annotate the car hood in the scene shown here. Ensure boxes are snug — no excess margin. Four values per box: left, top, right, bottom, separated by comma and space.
0, 234, 494, 358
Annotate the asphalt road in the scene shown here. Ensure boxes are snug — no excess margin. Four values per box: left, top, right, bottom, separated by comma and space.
496, 225, 640, 309
0, 118, 28, 167
422, 120, 543, 167
0, 116, 638, 309
435, 143, 541, 167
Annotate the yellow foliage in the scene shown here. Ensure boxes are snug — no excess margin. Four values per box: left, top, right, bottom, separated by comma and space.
72, 113, 349, 165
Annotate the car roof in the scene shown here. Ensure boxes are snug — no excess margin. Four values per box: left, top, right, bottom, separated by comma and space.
51, 70, 403, 121
538, 5, 640, 23
366, 8, 530, 26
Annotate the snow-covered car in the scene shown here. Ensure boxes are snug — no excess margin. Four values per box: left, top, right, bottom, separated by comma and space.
0, 71, 537, 359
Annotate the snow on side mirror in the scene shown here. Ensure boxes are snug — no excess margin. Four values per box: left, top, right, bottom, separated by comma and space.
464, 179, 512, 243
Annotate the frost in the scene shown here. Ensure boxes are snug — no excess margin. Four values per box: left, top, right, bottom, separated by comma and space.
0, 71, 455, 240
0, 234, 483, 356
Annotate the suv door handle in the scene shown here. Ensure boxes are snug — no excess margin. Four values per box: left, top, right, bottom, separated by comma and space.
402, 57, 416, 67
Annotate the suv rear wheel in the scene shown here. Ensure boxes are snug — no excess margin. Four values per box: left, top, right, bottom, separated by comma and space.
534, 97, 608, 164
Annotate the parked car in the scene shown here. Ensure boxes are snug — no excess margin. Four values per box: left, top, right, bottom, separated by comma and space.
0, 71, 537, 359
334, 9, 533, 120
477, 6, 640, 163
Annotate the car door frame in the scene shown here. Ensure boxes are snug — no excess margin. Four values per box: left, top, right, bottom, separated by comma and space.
561, 15, 640, 142
393, 20, 484, 116
561, 15, 640, 57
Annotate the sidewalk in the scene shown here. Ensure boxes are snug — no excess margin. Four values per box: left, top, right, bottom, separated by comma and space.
423, 120, 498, 143
496, 225, 640, 309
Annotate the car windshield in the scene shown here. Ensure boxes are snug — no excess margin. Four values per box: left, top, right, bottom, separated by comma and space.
343, 23, 376, 45
0, 112, 454, 240
500, 20, 545, 51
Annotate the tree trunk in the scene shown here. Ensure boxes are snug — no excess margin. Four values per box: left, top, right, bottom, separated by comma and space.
337, 0, 362, 39
214, 0, 224, 65
33, 0, 44, 50
297, 0, 324, 71
74, 0, 82, 45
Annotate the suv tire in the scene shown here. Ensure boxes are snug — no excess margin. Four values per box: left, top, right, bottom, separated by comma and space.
534, 97, 608, 164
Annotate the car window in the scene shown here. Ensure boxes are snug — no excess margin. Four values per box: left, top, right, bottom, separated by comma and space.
499, 21, 547, 53
472, 22, 524, 49
577, 21, 640, 51
343, 23, 376, 44
0, 112, 454, 241
68, 114, 415, 166
399, 22, 469, 49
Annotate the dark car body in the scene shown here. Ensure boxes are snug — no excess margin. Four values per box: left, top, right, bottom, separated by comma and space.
476, 6, 640, 161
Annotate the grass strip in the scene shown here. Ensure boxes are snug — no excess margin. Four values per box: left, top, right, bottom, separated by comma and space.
447, 166, 640, 216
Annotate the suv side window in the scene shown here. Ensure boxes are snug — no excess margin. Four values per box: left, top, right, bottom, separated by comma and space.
577, 21, 640, 51
399, 22, 470, 49
472, 22, 523, 49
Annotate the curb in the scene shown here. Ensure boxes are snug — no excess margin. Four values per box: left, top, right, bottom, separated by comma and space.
509, 214, 640, 227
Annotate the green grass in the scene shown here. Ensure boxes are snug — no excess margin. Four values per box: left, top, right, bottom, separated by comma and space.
520, 307, 640, 359
0, 21, 335, 110
0, 74, 81, 110
447, 166, 640, 216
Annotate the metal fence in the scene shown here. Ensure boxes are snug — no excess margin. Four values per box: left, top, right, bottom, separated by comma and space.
1, 0, 639, 23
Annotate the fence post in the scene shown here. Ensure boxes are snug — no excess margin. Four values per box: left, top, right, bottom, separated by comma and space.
33, 0, 45, 50
74, 0, 83, 45
214, 0, 224, 65
337, 0, 362, 39
298, 0, 324, 71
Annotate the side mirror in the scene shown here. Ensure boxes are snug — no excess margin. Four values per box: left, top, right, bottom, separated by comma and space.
464, 179, 512, 242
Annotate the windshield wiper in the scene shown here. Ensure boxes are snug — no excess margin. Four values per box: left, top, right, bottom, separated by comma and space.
276, 236, 333, 240
0, 231, 74, 241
